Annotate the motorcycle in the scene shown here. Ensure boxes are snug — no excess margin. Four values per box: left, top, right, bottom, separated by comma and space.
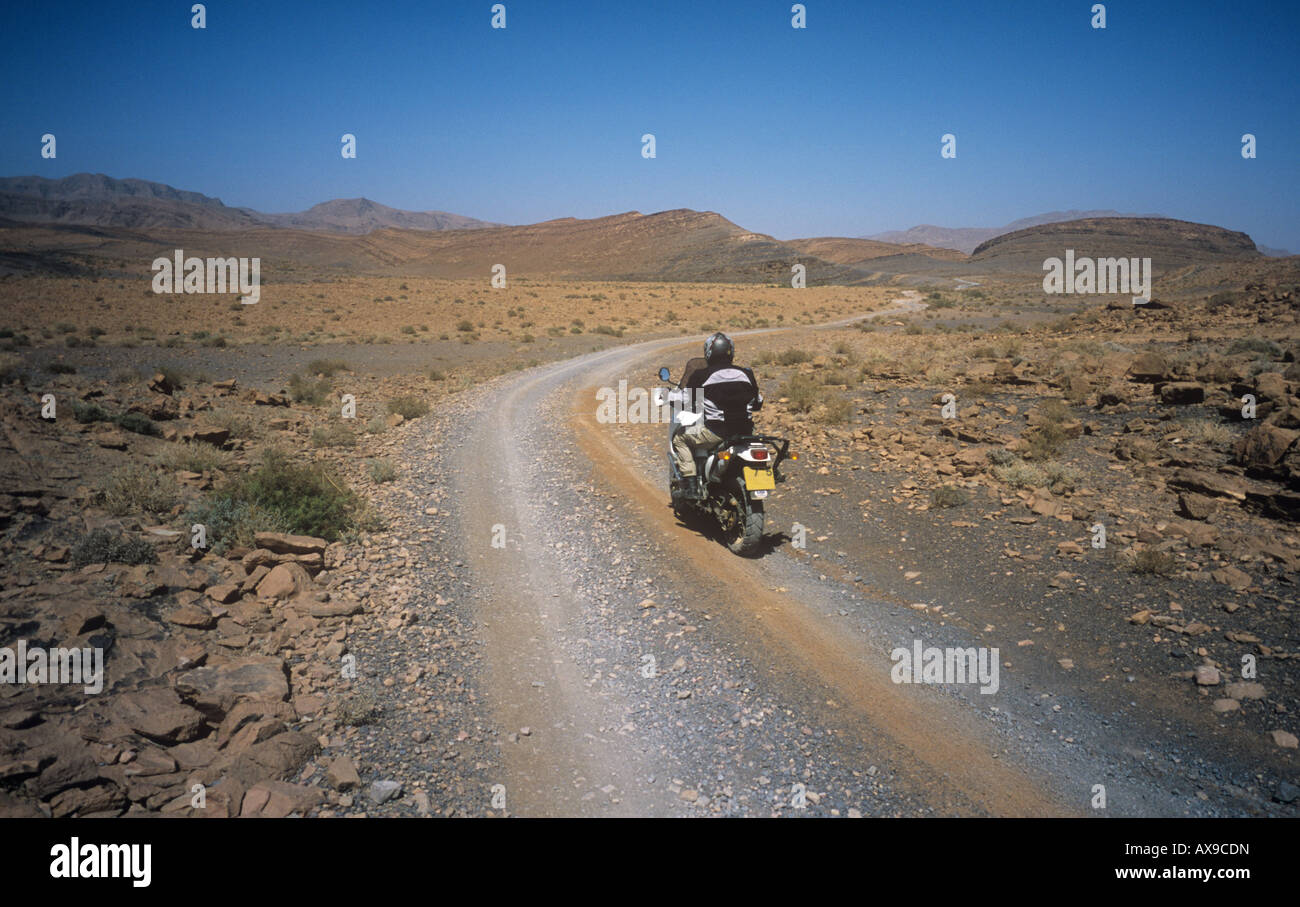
655, 361, 795, 556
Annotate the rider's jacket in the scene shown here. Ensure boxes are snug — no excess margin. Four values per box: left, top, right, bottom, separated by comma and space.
683, 361, 763, 436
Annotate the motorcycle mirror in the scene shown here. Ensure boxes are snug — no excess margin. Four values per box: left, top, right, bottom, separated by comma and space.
658, 367, 671, 381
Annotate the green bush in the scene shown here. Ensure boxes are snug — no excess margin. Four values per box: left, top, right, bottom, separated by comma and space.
219, 448, 358, 541
183, 497, 288, 554
70, 529, 158, 567
72, 400, 112, 424
114, 411, 159, 436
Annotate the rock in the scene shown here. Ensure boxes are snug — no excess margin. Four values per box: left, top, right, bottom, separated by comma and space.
1270, 729, 1298, 749
1235, 423, 1299, 469
215, 700, 297, 748
185, 424, 230, 447
1276, 782, 1300, 804
166, 603, 216, 629
110, 688, 207, 744
240, 780, 324, 818
206, 583, 241, 604
1194, 665, 1221, 686
1127, 352, 1169, 383
149, 372, 174, 395
1168, 468, 1247, 501
1211, 566, 1251, 590
327, 756, 361, 791
175, 656, 290, 721
1224, 682, 1266, 700
308, 599, 364, 618
1177, 492, 1218, 521
1212, 698, 1240, 713
253, 532, 328, 557
1158, 382, 1205, 405
369, 780, 402, 804
225, 730, 318, 785
255, 563, 312, 601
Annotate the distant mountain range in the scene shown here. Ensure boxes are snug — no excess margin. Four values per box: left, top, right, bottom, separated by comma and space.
0, 173, 502, 234
868, 210, 1171, 255
0, 174, 1280, 282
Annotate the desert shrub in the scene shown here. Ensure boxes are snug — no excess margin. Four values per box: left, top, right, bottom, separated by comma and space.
337, 689, 382, 726
1025, 400, 1072, 459
1178, 418, 1232, 446
456, 320, 474, 332
364, 414, 388, 435
205, 408, 258, 439
69, 529, 158, 567
154, 365, 187, 389
931, 484, 969, 508
100, 464, 178, 516
816, 395, 854, 424
386, 396, 429, 420
992, 461, 1047, 489
1124, 548, 1178, 577
427, 369, 446, 381
72, 400, 112, 424
307, 358, 349, 377
113, 411, 160, 436
987, 448, 1017, 467
311, 423, 357, 448
160, 441, 234, 473
367, 459, 398, 483
288, 373, 332, 405
218, 448, 358, 541
1227, 337, 1281, 358
780, 373, 821, 413
776, 349, 811, 366
183, 497, 287, 554
47, 362, 77, 374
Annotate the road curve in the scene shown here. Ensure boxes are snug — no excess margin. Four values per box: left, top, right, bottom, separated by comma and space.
425, 293, 1085, 816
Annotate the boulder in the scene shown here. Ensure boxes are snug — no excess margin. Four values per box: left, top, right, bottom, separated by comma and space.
175, 656, 290, 721
255, 563, 312, 601
110, 688, 208, 745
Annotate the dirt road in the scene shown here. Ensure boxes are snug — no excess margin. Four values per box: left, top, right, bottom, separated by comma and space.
389, 293, 1259, 816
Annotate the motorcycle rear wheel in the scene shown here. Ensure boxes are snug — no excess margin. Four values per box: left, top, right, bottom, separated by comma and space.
725, 501, 764, 556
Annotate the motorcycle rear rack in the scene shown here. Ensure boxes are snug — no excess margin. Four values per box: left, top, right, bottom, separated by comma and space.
709, 435, 793, 482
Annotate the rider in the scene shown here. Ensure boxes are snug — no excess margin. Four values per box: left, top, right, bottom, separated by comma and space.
672, 331, 763, 500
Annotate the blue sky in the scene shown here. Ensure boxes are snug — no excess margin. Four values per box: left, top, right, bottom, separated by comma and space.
3, 0, 1297, 249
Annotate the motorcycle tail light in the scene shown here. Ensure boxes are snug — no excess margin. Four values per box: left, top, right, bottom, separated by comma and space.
750, 448, 768, 460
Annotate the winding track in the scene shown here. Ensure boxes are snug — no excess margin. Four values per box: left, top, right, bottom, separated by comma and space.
437, 293, 1084, 816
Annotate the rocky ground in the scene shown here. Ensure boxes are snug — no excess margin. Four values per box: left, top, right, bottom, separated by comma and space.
1, 274, 1297, 817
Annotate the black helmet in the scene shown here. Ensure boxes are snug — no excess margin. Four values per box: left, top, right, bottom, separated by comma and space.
705, 331, 734, 365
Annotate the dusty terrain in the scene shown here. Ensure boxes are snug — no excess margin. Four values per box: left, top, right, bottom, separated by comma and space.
0, 211, 1298, 817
